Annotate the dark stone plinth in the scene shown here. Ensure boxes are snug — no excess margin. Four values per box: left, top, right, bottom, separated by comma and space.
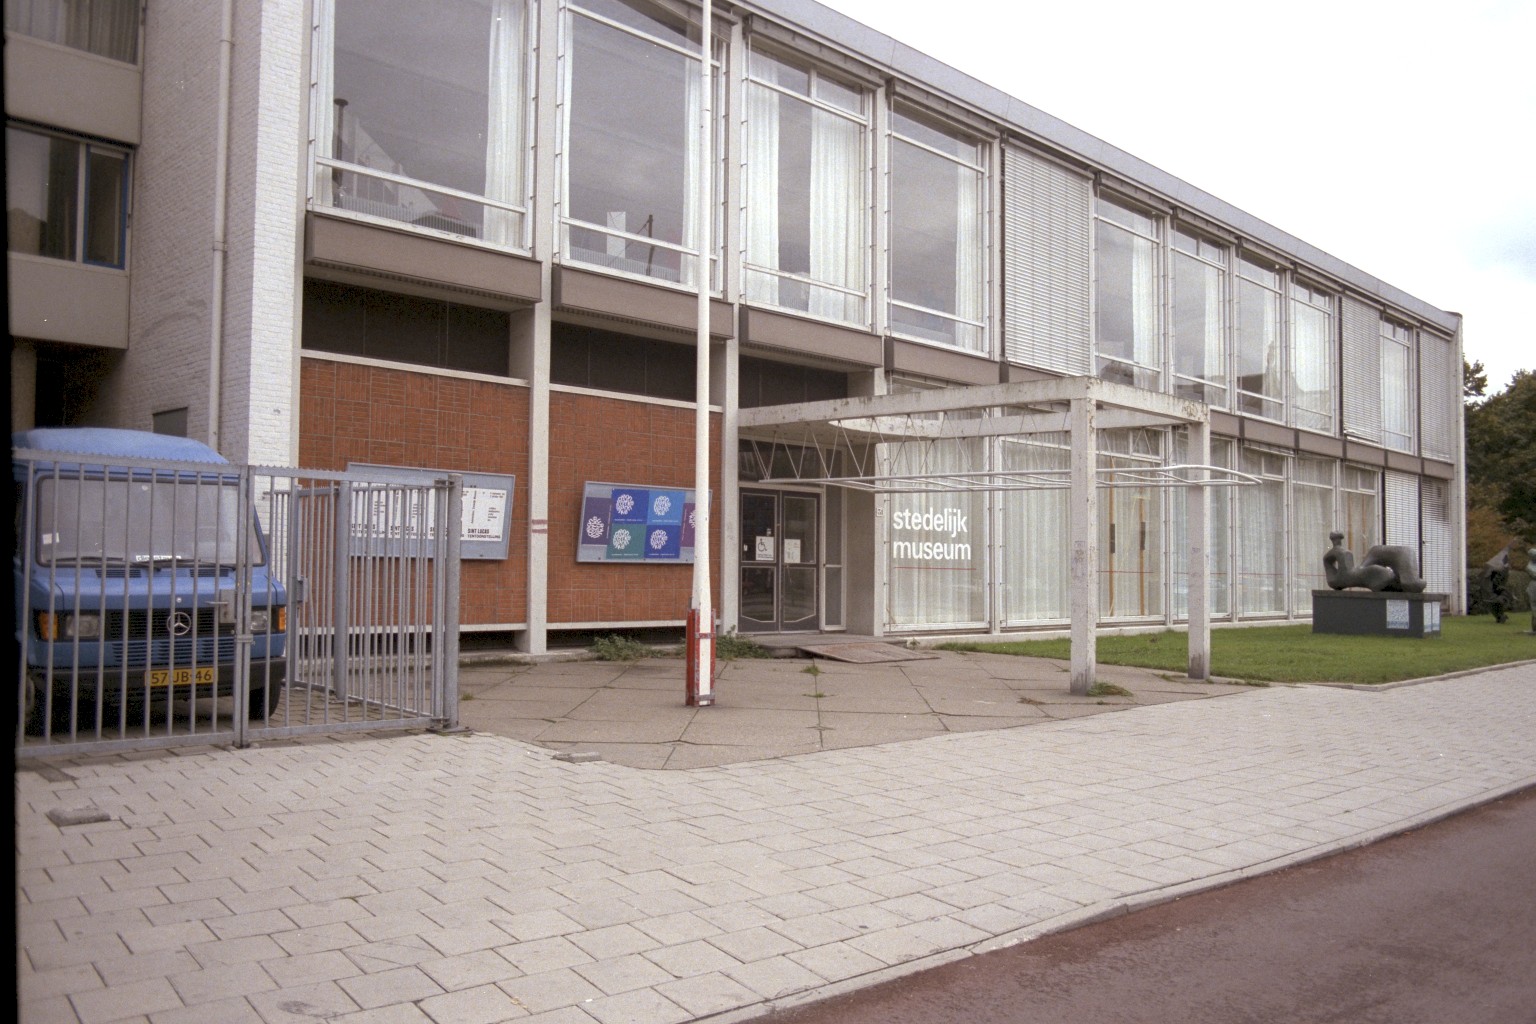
1311, 590, 1447, 638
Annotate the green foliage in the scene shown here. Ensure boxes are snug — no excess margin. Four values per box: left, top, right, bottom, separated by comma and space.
940, 618, 1535, 684
1087, 682, 1132, 698
1464, 358, 1488, 400
715, 631, 772, 660
1465, 369, 1536, 545
590, 633, 655, 661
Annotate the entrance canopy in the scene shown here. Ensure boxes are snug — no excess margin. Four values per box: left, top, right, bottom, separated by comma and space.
737, 376, 1256, 693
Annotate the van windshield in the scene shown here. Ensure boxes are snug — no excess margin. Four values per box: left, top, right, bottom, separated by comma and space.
32, 476, 263, 567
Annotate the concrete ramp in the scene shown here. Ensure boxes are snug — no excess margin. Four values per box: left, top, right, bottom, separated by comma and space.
797, 642, 941, 663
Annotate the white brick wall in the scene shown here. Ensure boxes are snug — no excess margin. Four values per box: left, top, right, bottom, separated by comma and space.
107, 0, 305, 466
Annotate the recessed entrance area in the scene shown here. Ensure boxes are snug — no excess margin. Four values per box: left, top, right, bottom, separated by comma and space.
739, 489, 819, 633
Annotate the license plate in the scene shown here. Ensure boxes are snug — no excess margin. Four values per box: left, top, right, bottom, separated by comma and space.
148, 666, 216, 688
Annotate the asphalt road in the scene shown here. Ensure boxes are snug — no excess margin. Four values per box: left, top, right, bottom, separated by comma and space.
766, 787, 1536, 1024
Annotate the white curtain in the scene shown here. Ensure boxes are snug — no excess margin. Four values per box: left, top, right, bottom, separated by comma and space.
1290, 463, 1334, 613
311, 0, 337, 207
1237, 450, 1285, 616
1261, 293, 1283, 405
1201, 261, 1223, 394
681, 50, 703, 288
1000, 437, 1068, 624
1131, 234, 1158, 379
744, 82, 781, 304
1292, 302, 1331, 429
808, 106, 860, 322
483, 0, 524, 247
953, 163, 983, 351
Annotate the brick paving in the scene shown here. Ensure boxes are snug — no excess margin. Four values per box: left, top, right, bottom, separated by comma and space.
16, 659, 1536, 1024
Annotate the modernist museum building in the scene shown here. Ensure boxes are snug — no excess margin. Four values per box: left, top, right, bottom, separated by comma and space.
6, 0, 1466, 653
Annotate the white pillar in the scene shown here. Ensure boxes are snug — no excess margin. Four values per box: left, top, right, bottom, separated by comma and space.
1187, 420, 1211, 680
1069, 394, 1097, 695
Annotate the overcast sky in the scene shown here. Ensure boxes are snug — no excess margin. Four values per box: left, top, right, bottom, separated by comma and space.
818, 0, 1534, 393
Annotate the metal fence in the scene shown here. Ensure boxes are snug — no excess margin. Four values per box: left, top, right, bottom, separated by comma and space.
15, 450, 462, 759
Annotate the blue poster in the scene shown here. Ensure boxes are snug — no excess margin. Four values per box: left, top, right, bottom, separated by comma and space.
577, 482, 706, 564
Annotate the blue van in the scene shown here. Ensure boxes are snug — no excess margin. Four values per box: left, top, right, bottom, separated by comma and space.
14, 427, 288, 735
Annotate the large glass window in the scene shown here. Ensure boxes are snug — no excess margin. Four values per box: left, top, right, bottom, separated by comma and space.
743, 47, 868, 324
302, 280, 511, 377
1380, 320, 1415, 451
1235, 256, 1284, 420
999, 435, 1069, 625
4, 0, 138, 62
563, 0, 718, 286
1099, 430, 1164, 619
1095, 198, 1161, 389
315, 0, 528, 247
1236, 447, 1286, 616
888, 108, 986, 352
1342, 465, 1379, 554
6, 125, 127, 268
1292, 282, 1336, 433
1291, 457, 1334, 612
1170, 229, 1226, 405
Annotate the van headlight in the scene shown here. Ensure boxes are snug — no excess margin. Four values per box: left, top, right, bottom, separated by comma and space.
37, 612, 102, 640
250, 607, 286, 634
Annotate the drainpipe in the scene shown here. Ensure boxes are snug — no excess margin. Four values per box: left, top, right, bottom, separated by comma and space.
207, 0, 235, 453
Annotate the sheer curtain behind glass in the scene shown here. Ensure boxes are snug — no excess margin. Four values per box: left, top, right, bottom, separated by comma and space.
1236, 259, 1283, 420
1171, 231, 1226, 405
888, 111, 985, 352
999, 436, 1069, 624
1237, 448, 1286, 616
320, 0, 525, 246
744, 50, 865, 322
1095, 200, 1160, 390
1292, 286, 1335, 433
5, 0, 138, 62
1290, 458, 1334, 613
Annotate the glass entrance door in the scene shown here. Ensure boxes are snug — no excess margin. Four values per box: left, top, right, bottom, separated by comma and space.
739, 490, 819, 633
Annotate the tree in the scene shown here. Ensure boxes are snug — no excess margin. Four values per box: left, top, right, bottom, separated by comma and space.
1464, 369, 1536, 546
1465, 359, 1488, 400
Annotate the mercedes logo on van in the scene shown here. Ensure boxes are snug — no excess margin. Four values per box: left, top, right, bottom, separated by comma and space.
167, 611, 194, 637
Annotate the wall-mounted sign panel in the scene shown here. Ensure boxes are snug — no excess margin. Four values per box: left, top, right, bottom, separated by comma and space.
577, 481, 706, 563
348, 463, 515, 560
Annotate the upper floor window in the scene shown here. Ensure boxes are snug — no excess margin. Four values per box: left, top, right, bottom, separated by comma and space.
1380, 320, 1415, 451
742, 46, 868, 325
562, 0, 719, 288
313, 0, 529, 249
6, 124, 128, 268
887, 107, 986, 353
1169, 228, 1226, 405
1235, 256, 1283, 420
1291, 281, 1336, 434
1093, 197, 1161, 389
4, 0, 137, 63
302, 279, 511, 377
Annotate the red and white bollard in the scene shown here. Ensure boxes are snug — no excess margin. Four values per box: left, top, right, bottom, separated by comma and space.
685, 606, 715, 706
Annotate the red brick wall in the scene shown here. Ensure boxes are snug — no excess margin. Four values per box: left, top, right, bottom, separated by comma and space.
548, 390, 721, 625
299, 358, 529, 626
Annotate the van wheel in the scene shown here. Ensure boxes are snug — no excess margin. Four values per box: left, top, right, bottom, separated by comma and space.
248, 684, 278, 721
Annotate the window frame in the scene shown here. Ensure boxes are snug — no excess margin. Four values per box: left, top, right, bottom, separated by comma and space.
1290, 278, 1337, 434
1093, 195, 1164, 390
1379, 319, 1416, 452
1168, 226, 1228, 406
884, 102, 989, 354
309, 0, 534, 253
740, 41, 871, 326
5, 124, 130, 269
1234, 254, 1286, 422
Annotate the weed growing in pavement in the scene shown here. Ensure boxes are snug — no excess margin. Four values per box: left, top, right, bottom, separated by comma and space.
590, 634, 655, 661
716, 632, 773, 660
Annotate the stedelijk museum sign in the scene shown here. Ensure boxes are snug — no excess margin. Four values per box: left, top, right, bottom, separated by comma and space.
577, 481, 705, 563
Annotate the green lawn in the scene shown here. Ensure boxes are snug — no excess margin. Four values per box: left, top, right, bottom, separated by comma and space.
938, 616, 1536, 685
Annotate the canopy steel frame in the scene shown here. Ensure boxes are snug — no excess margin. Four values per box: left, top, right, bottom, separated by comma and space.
737, 376, 1253, 693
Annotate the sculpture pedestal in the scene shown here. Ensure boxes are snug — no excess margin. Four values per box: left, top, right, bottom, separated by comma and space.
1311, 590, 1447, 638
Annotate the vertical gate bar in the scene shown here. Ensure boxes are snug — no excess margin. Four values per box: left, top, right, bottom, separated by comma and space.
233, 464, 254, 747
438, 475, 463, 729
333, 480, 352, 705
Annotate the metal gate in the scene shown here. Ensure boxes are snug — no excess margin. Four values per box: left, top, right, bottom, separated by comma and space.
15, 448, 462, 760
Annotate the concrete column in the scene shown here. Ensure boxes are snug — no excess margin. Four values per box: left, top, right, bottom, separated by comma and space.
1069, 394, 1097, 695
1187, 420, 1211, 680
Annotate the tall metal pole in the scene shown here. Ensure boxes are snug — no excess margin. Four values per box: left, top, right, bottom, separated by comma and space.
689, 0, 716, 705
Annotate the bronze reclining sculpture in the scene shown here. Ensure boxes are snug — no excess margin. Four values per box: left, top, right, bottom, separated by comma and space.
1322, 531, 1426, 593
